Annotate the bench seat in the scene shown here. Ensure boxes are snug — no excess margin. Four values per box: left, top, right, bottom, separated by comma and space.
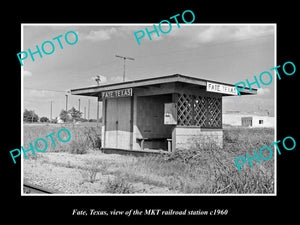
136, 137, 172, 152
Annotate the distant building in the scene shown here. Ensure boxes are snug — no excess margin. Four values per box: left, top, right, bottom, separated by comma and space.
223, 111, 274, 128
241, 116, 274, 128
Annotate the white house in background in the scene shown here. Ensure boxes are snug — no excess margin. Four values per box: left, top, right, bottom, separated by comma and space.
241, 116, 274, 128
223, 111, 274, 128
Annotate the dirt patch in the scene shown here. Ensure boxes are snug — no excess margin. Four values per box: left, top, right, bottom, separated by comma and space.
23, 151, 173, 194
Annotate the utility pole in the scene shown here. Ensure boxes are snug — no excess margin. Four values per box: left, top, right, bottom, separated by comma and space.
84, 106, 86, 119
115, 55, 135, 82
50, 100, 53, 121
65, 94, 68, 111
78, 99, 81, 112
88, 99, 90, 120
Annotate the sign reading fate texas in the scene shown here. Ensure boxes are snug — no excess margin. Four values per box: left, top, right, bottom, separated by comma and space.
206, 82, 237, 95
102, 88, 133, 99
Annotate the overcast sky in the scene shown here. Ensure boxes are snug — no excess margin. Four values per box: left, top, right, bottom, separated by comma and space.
22, 24, 275, 119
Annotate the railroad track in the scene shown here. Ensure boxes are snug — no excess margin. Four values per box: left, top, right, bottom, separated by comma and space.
23, 182, 61, 194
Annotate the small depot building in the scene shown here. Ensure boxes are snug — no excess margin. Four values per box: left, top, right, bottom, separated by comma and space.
70, 74, 256, 153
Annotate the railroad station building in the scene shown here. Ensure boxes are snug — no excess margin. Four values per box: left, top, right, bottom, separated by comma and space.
70, 74, 256, 152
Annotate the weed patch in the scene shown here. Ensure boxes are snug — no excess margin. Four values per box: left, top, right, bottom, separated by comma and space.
79, 159, 108, 183
103, 176, 134, 194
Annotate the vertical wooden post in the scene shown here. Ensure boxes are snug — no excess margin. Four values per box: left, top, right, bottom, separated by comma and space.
129, 95, 134, 149
132, 94, 138, 150
96, 95, 100, 127
101, 98, 106, 149
171, 93, 178, 152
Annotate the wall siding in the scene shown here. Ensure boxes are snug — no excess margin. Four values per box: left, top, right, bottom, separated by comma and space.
175, 127, 223, 149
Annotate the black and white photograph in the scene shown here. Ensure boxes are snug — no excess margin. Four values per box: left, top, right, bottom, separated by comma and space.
6, 6, 298, 224
21, 23, 276, 195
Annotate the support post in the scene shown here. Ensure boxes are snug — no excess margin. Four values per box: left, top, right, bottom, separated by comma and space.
171, 93, 178, 152
97, 95, 100, 127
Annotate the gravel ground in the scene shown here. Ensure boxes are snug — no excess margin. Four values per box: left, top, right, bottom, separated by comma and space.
23, 151, 172, 194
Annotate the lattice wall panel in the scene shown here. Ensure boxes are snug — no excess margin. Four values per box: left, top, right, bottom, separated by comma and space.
177, 94, 222, 128
177, 94, 193, 126
206, 97, 222, 128
194, 95, 206, 127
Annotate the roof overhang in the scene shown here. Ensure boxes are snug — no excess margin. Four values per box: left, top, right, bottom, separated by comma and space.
70, 74, 256, 97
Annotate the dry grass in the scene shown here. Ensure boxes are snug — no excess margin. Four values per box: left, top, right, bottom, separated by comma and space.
23, 124, 275, 194
23, 124, 101, 156
104, 176, 135, 194
110, 127, 275, 194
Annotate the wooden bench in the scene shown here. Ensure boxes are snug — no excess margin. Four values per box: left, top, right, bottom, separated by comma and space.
137, 137, 172, 152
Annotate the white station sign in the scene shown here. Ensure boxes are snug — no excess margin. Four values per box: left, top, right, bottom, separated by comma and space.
102, 88, 133, 99
206, 82, 237, 95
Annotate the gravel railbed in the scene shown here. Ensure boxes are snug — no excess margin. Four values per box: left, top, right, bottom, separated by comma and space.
23, 151, 172, 194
